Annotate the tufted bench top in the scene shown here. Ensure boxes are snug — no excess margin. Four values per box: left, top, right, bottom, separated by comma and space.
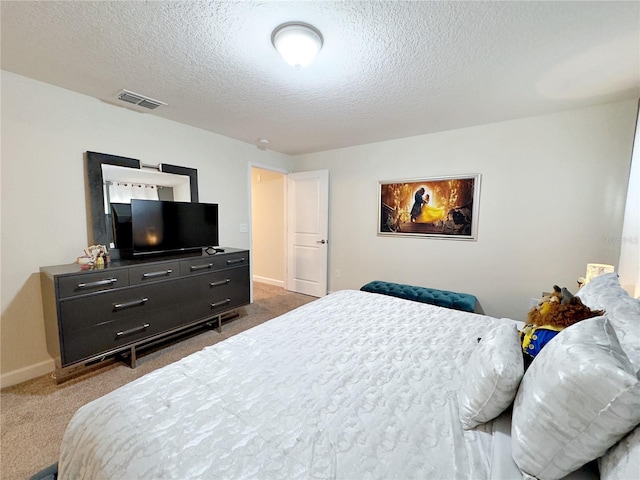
360, 280, 477, 313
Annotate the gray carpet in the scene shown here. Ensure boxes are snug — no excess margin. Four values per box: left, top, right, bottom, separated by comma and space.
1, 282, 315, 480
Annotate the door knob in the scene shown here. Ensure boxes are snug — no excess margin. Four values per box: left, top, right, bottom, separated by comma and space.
316, 239, 327, 244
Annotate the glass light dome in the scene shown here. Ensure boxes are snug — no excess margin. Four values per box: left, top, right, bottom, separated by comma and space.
271, 22, 323, 69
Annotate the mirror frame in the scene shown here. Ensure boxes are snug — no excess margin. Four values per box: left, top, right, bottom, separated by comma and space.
86, 151, 199, 247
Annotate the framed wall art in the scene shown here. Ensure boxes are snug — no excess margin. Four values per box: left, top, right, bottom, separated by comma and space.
378, 174, 481, 240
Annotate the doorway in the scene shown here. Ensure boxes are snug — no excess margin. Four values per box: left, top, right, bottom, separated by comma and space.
250, 167, 287, 287
250, 166, 329, 297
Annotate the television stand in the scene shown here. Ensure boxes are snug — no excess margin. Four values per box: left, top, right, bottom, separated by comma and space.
40, 248, 250, 383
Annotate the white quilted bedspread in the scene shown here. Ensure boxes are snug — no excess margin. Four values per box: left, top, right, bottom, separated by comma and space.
59, 290, 513, 480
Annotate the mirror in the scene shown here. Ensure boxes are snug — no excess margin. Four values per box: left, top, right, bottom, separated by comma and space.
86, 151, 199, 253
102, 164, 192, 210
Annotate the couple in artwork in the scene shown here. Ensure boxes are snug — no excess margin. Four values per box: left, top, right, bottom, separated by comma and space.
410, 187, 428, 222
410, 187, 444, 223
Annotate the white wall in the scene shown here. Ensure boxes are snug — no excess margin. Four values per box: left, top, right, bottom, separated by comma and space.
294, 101, 637, 320
251, 167, 286, 286
0, 71, 292, 386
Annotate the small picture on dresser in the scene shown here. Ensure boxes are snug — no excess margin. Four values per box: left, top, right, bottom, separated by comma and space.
378, 174, 481, 240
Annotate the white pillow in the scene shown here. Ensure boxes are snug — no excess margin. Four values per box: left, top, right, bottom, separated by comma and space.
457, 322, 524, 430
511, 317, 640, 480
603, 298, 640, 373
599, 425, 640, 480
576, 272, 637, 311
576, 273, 640, 372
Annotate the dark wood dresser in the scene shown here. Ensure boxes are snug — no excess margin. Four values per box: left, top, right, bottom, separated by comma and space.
40, 248, 250, 382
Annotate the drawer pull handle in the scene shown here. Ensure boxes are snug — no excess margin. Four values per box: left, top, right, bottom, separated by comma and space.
190, 263, 213, 272
113, 297, 149, 311
142, 269, 173, 279
77, 278, 118, 289
226, 258, 245, 265
116, 323, 150, 338
211, 298, 231, 309
210, 279, 230, 288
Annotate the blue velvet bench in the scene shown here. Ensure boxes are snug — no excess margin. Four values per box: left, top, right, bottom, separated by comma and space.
360, 280, 477, 313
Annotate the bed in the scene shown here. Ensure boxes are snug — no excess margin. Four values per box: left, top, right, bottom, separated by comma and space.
58, 275, 640, 480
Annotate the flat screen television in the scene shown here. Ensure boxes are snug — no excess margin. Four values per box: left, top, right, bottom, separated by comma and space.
111, 200, 219, 257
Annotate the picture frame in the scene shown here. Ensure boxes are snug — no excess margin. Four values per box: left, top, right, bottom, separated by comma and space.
378, 174, 481, 240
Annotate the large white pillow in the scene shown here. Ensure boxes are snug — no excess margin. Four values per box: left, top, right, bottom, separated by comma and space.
576, 273, 640, 372
575, 273, 627, 309
511, 317, 640, 480
599, 425, 640, 480
457, 322, 524, 430
604, 298, 640, 373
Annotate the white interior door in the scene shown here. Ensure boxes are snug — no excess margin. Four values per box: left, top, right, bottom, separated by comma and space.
286, 170, 329, 297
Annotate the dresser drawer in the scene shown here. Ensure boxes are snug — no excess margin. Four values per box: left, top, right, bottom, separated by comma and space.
61, 301, 183, 365
59, 282, 183, 334
219, 252, 249, 269
179, 252, 249, 275
179, 256, 217, 275
57, 269, 129, 298
181, 266, 250, 320
128, 261, 181, 285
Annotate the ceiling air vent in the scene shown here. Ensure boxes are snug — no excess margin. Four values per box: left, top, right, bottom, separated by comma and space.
117, 90, 167, 110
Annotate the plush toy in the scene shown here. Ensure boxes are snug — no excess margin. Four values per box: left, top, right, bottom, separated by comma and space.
76, 244, 109, 268
521, 285, 604, 366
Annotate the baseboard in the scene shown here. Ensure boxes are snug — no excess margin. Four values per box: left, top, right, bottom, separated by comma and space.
1, 359, 54, 389
252, 275, 284, 288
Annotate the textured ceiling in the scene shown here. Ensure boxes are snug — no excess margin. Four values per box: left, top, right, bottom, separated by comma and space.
2, 1, 639, 155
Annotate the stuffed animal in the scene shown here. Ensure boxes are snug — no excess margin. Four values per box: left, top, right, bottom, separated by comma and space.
521, 285, 604, 365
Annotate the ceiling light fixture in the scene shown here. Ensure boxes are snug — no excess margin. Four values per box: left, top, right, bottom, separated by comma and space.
271, 22, 323, 69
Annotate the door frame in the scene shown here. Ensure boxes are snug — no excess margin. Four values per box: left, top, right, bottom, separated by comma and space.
248, 164, 329, 297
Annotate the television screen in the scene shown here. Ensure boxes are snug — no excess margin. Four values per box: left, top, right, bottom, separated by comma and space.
130, 200, 219, 256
